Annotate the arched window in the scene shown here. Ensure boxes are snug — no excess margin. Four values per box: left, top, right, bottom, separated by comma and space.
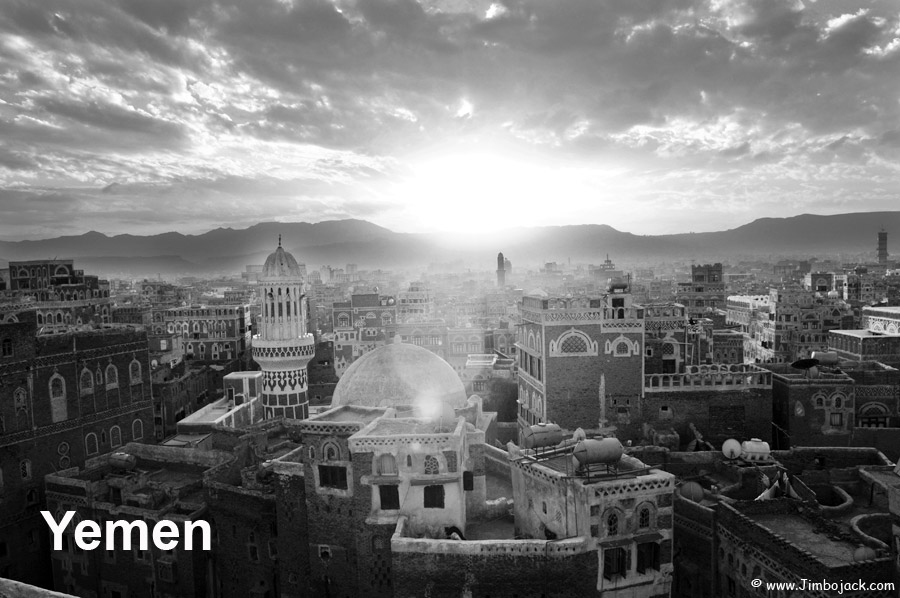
80, 369, 94, 395
424, 455, 440, 475
20, 459, 32, 481
132, 419, 143, 441
638, 507, 651, 529
607, 512, 619, 536
14, 387, 27, 412
406, 454, 413, 468
561, 335, 587, 353
110, 425, 122, 448
337, 313, 350, 328
615, 342, 630, 355
378, 454, 397, 476
129, 361, 142, 385
105, 365, 118, 389
49, 374, 67, 422
96, 368, 103, 385
323, 442, 340, 462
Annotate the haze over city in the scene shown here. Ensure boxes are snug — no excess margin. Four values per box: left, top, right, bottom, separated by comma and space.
1, 0, 899, 240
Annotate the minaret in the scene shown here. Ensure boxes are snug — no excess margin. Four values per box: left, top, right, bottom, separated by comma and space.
877, 230, 888, 264
252, 237, 315, 420
497, 252, 506, 287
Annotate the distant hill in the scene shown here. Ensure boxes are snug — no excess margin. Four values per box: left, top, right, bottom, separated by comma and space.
0, 212, 897, 275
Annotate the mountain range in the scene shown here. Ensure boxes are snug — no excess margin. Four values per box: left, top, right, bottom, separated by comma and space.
0, 212, 896, 277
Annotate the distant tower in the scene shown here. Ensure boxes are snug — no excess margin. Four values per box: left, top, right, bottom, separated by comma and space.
497, 252, 506, 287
252, 238, 315, 420
877, 230, 888, 264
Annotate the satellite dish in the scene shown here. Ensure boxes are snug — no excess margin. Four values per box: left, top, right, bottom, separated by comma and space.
722, 439, 741, 459
680, 481, 704, 503
791, 358, 819, 370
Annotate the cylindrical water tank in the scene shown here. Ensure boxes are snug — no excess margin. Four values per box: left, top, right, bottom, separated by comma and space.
573, 438, 624, 465
811, 351, 839, 366
522, 423, 563, 449
109, 452, 137, 471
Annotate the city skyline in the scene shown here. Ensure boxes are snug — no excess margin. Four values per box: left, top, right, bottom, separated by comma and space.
1, 0, 898, 240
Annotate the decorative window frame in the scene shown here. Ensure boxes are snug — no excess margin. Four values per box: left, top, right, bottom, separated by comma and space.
129, 360, 142, 385
549, 328, 598, 357
605, 335, 640, 357
105, 364, 119, 390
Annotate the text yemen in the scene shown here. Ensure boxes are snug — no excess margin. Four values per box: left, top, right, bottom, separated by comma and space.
41, 511, 211, 551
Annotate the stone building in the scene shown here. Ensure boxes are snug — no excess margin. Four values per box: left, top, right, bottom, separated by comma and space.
153, 303, 250, 365
332, 292, 397, 377
43, 442, 231, 597
397, 282, 434, 322
516, 286, 643, 435
676, 264, 725, 317
0, 322, 153, 586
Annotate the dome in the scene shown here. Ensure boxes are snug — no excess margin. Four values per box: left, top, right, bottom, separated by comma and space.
262, 244, 302, 279
332, 342, 468, 411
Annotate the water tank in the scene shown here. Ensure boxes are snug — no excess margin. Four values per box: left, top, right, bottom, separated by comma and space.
680, 481, 704, 503
109, 452, 137, 471
522, 423, 563, 449
722, 439, 742, 460
741, 438, 771, 462
811, 351, 839, 366
573, 438, 624, 465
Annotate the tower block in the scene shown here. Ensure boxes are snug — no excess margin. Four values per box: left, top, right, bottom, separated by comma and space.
252, 239, 315, 419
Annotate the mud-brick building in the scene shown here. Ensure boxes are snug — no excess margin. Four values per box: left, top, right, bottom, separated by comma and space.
0, 322, 153, 587
43, 442, 232, 598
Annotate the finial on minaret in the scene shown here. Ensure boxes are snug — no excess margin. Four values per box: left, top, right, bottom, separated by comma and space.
278, 234, 282, 247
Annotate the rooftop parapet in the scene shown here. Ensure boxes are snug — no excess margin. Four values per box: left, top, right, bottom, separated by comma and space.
644, 363, 772, 392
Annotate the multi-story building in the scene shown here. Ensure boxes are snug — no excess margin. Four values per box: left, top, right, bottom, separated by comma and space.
516, 285, 644, 434
43, 443, 230, 597
332, 292, 397, 377
150, 361, 216, 440
0, 322, 153, 586
159, 303, 251, 365
397, 282, 434, 322
829, 305, 900, 367
730, 287, 852, 364
676, 263, 725, 317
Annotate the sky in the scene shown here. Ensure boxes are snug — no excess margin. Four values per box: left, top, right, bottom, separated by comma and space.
0, 0, 898, 241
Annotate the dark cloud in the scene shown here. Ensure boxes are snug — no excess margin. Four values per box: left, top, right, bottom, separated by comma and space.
0, 0, 897, 238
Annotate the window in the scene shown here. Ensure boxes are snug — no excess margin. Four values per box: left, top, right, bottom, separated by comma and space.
830, 412, 843, 427
318, 465, 347, 490
379, 485, 400, 510
607, 512, 618, 537
424, 485, 444, 509
85, 433, 98, 455
377, 454, 397, 476
323, 442, 340, 461
105, 365, 118, 389
638, 507, 651, 529
14, 387, 27, 412
20, 459, 32, 481
636, 542, 660, 573
132, 419, 143, 441
130, 361, 141, 385
80, 370, 93, 395
1, 338, 12, 357
603, 547, 628, 580
560, 335, 587, 353
49, 375, 67, 422
615, 342, 630, 355
424, 455, 440, 475
444, 451, 458, 473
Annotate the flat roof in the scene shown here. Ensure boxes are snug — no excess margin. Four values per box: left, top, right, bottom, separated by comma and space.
748, 511, 867, 567
830, 329, 900, 338
309, 405, 388, 424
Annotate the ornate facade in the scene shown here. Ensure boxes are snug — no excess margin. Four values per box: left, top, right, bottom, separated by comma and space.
252, 241, 314, 420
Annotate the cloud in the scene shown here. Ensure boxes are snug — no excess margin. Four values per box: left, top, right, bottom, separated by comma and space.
0, 0, 898, 239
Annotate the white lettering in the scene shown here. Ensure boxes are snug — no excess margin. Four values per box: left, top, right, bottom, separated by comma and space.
106, 520, 149, 551
153, 520, 179, 551
184, 520, 211, 551
41, 510, 74, 551
75, 520, 101, 550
